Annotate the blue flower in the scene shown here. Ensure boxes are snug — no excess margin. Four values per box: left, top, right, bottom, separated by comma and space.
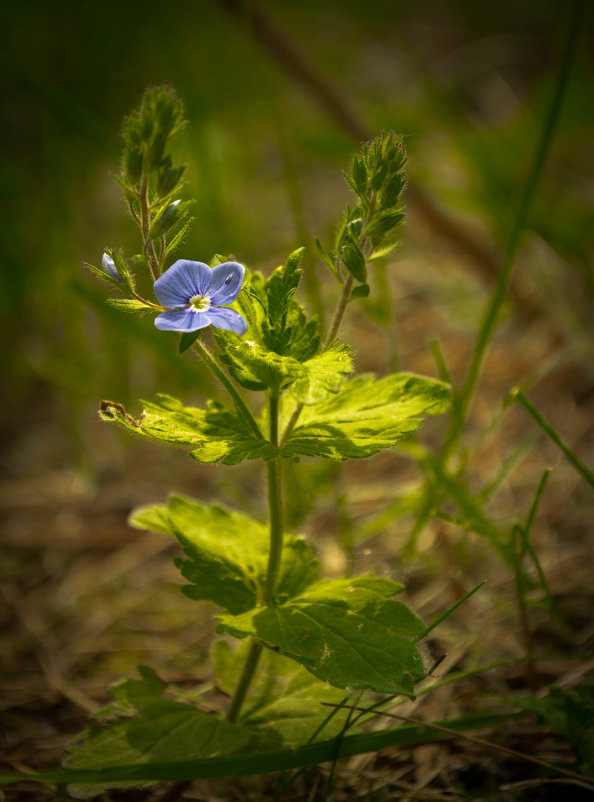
153, 260, 247, 335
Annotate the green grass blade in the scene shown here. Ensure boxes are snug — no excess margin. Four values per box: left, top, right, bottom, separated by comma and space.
415, 581, 486, 642
514, 390, 594, 487
0, 714, 513, 787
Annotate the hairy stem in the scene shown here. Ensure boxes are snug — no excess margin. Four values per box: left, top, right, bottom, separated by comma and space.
324, 274, 354, 348
226, 391, 284, 723
265, 391, 284, 605
138, 172, 161, 281
192, 339, 263, 440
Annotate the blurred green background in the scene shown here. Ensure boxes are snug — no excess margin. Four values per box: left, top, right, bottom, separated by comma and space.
2, 0, 592, 457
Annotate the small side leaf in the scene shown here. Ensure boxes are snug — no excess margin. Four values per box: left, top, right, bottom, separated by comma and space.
349, 284, 370, 302
179, 330, 200, 354
106, 299, 151, 313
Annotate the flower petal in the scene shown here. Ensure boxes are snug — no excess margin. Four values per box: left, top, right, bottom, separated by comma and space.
154, 260, 212, 308
154, 308, 212, 332
208, 262, 245, 306
205, 307, 248, 335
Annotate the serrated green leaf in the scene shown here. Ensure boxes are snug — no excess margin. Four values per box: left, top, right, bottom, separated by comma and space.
217, 575, 425, 695
215, 266, 320, 371
66, 669, 254, 798
99, 394, 274, 465
282, 373, 451, 460
262, 249, 321, 361
315, 238, 339, 279
219, 339, 352, 402
92, 666, 167, 721
212, 640, 350, 746
290, 341, 353, 405
131, 495, 320, 613
219, 339, 303, 393
263, 249, 303, 351
163, 220, 193, 264
106, 298, 151, 313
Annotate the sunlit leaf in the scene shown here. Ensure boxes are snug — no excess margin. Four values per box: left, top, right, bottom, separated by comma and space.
290, 341, 353, 405
131, 495, 319, 613
282, 373, 451, 460
217, 575, 426, 695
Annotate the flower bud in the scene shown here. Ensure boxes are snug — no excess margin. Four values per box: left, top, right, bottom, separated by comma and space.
158, 164, 185, 197
123, 146, 144, 185
148, 200, 182, 240
102, 252, 123, 283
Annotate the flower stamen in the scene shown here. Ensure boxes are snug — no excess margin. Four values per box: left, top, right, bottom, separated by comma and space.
189, 293, 211, 312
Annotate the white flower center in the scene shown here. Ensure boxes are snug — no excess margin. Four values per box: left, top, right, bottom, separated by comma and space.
189, 293, 211, 312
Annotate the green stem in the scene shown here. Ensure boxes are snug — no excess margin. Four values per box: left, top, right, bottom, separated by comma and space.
442, 4, 581, 456
226, 640, 263, 724
192, 339, 263, 441
324, 274, 354, 348
225, 391, 284, 723
132, 292, 164, 310
139, 171, 161, 281
265, 391, 284, 605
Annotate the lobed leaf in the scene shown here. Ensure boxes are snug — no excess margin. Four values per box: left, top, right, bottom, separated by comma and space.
99, 394, 275, 465
131, 495, 319, 614
217, 575, 426, 695
282, 372, 451, 460
218, 339, 304, 393
220, 339, 352, 402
